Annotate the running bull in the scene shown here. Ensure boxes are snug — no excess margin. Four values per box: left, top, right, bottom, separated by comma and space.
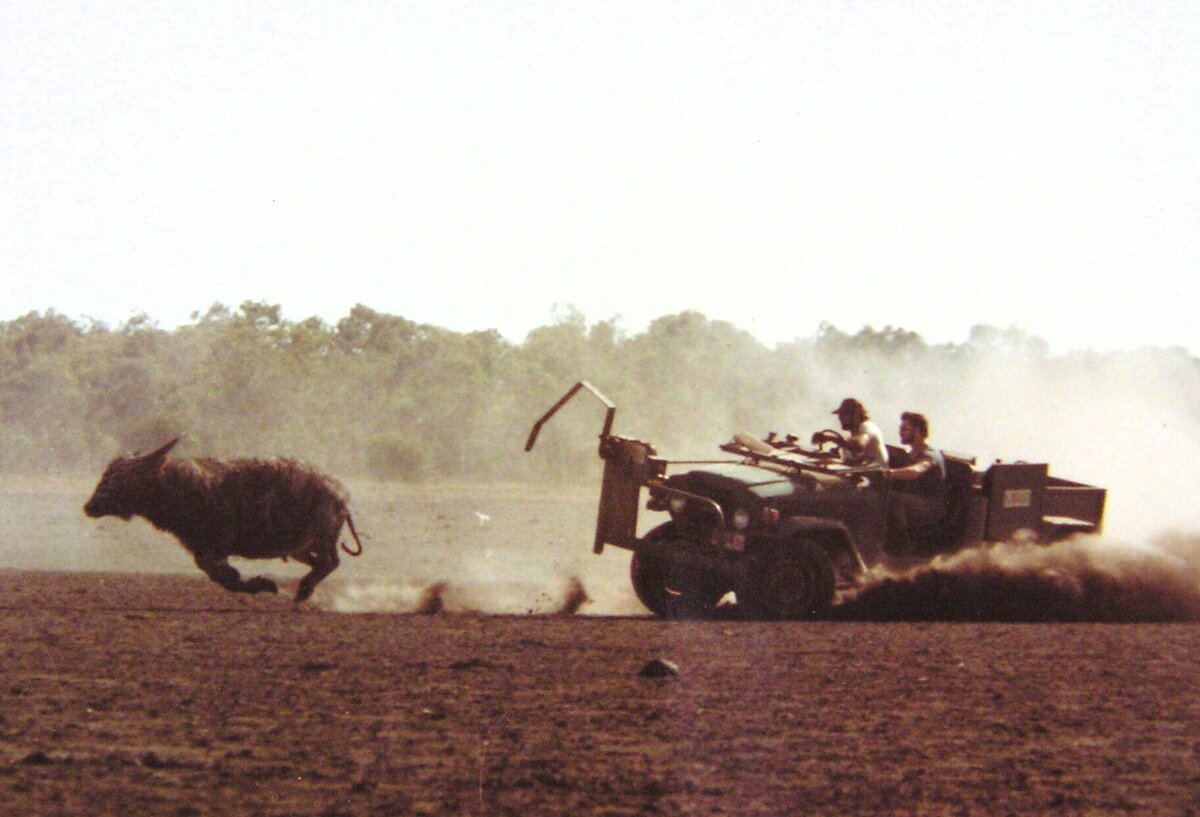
83, 438, 363, 602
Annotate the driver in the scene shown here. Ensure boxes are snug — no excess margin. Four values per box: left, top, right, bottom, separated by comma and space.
818, 398, 888, 469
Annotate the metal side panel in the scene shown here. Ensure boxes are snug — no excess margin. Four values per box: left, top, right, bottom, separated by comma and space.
596, 464, 642, 553
594, 437, 660, 553
983, 462, 1048, 541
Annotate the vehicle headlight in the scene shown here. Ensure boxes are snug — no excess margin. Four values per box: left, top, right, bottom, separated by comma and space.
732, 508, 751, 530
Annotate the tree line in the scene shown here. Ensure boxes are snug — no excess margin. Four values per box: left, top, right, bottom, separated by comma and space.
2, 302, 1197, 482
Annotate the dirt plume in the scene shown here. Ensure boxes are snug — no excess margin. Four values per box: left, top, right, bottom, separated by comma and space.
835, 533, 1200, 622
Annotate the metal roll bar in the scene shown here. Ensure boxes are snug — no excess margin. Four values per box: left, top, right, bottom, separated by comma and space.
525, 381, 616, 452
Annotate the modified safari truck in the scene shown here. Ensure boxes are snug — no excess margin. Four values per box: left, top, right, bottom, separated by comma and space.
526, 382, 1107, 619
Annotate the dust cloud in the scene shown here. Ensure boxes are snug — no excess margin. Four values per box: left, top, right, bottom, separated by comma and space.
836, 533, 1200, 622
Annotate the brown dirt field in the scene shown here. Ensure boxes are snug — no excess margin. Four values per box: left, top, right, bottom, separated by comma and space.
3, 479, 1200, 815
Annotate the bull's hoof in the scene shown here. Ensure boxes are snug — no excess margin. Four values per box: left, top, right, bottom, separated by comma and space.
245, 577, 278, 595
294, 583, 315, 603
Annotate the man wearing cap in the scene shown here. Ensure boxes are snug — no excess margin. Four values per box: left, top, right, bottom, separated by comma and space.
820, 397, 888, 469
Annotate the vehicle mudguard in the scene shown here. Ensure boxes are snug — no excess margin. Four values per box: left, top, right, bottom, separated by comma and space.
776, 515, 868, 577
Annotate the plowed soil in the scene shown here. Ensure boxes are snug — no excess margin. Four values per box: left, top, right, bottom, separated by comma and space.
2, 478, 1199, 816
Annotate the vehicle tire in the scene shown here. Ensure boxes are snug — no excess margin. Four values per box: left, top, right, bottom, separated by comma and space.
630, 548, 670, 618
739, 537, 835, 620
631, 523, 728, 619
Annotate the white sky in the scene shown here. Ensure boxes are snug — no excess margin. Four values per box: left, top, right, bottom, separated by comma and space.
2, 1, 1197, 353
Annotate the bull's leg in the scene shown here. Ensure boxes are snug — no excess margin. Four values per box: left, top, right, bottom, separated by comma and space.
193, 553, 279, 595
293, 536, 341, 603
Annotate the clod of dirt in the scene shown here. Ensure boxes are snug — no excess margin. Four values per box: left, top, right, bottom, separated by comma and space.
416, 582, 447, 615
20, 750, 54, 765
558, 576, 591, 615
638, 658, 679, 678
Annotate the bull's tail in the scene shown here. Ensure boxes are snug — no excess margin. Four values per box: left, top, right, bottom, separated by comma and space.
341, 512, 364, 556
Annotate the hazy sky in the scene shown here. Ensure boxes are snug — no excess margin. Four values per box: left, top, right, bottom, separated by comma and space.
3, 1, 1197, 353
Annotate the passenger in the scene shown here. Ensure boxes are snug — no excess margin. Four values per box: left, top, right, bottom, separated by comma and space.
885, 411, 947, 554
817, 398, 888, 469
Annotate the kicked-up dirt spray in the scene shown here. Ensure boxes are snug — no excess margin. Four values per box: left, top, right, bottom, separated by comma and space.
834, 533, 1200, 622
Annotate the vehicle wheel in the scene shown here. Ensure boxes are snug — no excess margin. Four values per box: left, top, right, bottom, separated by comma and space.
631, 523, 728, 619
739, 538, 835, 620
630, 548, 670, 617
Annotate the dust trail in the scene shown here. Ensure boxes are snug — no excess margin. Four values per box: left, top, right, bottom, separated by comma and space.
834, 534, 1200, 622
322, 575, 600, 615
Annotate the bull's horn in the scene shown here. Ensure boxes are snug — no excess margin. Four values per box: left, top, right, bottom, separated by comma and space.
144, 436, 181, 461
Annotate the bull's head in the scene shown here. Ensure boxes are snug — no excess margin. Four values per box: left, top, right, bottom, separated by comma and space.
83, 437, 180, 520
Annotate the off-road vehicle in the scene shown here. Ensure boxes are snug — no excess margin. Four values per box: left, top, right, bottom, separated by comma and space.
526, 382, 1107, 619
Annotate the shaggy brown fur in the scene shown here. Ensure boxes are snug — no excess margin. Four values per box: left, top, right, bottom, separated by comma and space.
84, 438, 363, 602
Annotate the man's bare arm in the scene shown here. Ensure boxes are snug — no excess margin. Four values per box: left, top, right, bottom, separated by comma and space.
887, 457, 934, 481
